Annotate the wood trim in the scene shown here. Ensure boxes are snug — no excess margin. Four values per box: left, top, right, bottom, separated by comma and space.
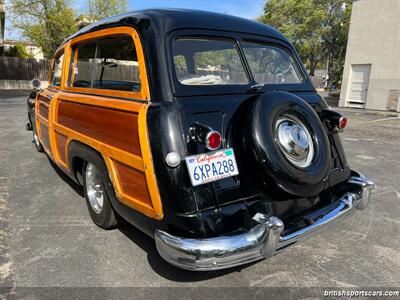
39, 102, 49, 119
53, 123, 145, 172
36, 113, 48, 124
52, 95, 163, 219
60, 41, 72, 90
37, 93, 51, 120
57, 100, 142, 157
40, 123, 51, 153
36, 25, 164, 220
138, 104, 163, 219
48, 46, 67, 89
55, 132, 68, 164
36, 90, 55, 159
56, 92, 145, 112
113, 160, 155, 214
68, 44, 79, 87
62, 27, 150, 101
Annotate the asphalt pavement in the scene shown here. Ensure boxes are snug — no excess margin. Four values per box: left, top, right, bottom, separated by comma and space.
0, 93, 399, 299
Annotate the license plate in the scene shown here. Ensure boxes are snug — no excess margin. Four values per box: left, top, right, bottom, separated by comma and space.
185, 148, 239, 186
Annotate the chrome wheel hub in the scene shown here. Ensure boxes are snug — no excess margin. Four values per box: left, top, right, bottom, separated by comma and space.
276, 117, 314, 168
85, 163, 104, 214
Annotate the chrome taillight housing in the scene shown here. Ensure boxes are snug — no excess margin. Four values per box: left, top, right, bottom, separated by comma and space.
189, 123, 222, 150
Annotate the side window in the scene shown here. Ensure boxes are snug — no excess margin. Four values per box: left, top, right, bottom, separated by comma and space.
50, 52, 64, 87
69, 42, 97, 87
69, 35, 141, 92
172, 38, 249, 85
242, 42, 305, 84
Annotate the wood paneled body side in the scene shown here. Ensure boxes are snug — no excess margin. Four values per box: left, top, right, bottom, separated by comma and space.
63, 27, 150, 101
57, 100, 142, 157
35, 90, 57, 158
113, 160, 155, 214
34, 25, 164, 221
37, 93, 51, 120
55, 132, 68, 164
53, 92, 162, 219
39, 122, 51, 152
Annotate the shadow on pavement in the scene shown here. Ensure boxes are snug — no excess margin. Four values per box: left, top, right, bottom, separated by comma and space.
47, 156, 84, 197
118, 225, 254, 282
46, 153, 251, 281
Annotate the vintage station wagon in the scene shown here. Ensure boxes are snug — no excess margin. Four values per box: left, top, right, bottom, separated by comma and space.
26, 9, 374, 271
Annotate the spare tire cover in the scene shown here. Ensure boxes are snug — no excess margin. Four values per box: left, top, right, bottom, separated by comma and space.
249, 91, 331, 197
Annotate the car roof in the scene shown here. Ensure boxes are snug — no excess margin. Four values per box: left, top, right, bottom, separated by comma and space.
64, 8, 288, 44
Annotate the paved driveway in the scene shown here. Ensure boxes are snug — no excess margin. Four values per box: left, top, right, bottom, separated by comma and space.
1, 93, 399, 298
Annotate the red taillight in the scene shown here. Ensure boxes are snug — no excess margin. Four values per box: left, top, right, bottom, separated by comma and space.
339, 116, 347, 129
206, 131, 222, 150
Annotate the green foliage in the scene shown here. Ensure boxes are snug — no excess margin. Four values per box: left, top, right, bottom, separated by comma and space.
258, 0, 352, 84
8, 0, 127, 58
9, 0, 78, 58
174, 55, 186, 69
195, 48, 242, 71
88, 0, 128, 20
4, 42, 34, 58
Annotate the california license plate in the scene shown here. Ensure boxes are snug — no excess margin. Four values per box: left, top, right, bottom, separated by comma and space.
185, 148, 239, 186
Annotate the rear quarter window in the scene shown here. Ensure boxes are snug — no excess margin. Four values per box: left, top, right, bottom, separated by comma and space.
68, 35, 141, 92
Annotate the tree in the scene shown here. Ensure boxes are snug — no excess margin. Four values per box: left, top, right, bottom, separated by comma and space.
258, 0, 324, 77
88, 0, 128, 20
8, 0, 77, 58
259, 0, 352, 85
5, 42, 34, 58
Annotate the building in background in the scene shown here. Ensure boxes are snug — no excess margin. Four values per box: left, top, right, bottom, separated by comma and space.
340, 0, 400, 112
2, 40, 44, 59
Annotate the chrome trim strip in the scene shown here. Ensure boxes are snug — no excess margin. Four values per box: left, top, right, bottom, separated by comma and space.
155, 172, 374, 271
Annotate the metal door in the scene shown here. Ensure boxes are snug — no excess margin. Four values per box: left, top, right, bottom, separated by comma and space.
347, 64, 371, 108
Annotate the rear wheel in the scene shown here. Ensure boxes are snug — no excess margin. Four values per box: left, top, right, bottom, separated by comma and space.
83, 161, 119, 229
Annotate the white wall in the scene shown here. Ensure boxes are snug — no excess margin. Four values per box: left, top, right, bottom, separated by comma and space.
340, 0, 400, 111
0, 80, 48, 90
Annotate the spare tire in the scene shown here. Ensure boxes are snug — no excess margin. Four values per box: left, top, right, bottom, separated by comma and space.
248, 91, 331, 197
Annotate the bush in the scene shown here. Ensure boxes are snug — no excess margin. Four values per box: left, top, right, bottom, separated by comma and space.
4, 43, 34, 58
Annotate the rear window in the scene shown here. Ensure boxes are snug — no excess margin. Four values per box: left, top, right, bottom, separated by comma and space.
68, 35, 141, 92
242, 42, 305, 84
172, 38, 249, 85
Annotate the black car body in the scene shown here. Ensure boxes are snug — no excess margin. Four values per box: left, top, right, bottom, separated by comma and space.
28, 9, 374, 271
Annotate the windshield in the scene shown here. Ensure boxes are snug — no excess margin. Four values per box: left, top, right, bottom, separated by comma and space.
172, 38, 249, 85
242, 42, 305, 84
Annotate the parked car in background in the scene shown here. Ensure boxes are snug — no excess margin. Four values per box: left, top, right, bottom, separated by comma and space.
26, 9, 374, 271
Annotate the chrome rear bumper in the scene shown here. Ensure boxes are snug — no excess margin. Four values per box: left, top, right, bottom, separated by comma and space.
155, 172, 374, 271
